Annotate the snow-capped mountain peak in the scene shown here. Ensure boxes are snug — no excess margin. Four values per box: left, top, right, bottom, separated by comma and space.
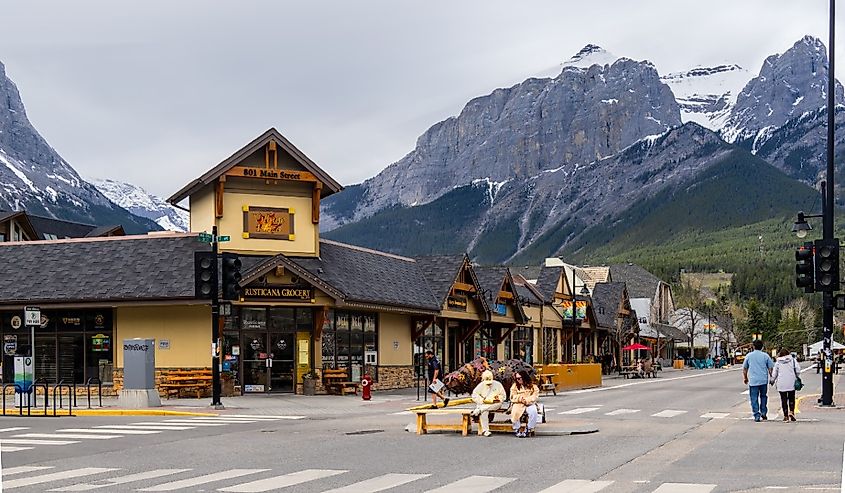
564, 44, 618, 69
90, 178, 189, 231
660, 64, 751, 131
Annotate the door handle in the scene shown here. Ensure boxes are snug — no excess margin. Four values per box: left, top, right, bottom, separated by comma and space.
268, 359, 273, 368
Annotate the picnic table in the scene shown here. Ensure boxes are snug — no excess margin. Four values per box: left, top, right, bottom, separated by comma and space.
536, 373, 557, 395
159, 371, 212, 399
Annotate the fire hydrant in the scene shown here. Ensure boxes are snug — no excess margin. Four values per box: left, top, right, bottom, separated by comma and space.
361, 374, 372, 400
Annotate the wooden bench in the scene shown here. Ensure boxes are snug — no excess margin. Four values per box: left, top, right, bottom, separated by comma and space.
322, 368, 359, 395
412, 408, 472, 436
160, 370, 212, 399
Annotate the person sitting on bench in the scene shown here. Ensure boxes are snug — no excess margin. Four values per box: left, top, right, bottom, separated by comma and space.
509, 370, 539, 438
471, 370, 506, 437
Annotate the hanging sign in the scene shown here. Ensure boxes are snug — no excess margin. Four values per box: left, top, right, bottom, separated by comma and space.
561, 300, 587, 320
10, 316, 21, 330
447, 295, 468, 311
493, 303, 507, 316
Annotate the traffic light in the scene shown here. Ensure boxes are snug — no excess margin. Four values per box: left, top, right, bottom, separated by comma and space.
221, 253, 242, 300
796, 242, 815, 293
195, 252, 218, 299
814, 238, 840, 292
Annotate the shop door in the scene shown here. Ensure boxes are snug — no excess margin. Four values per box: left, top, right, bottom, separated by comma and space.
242, 332, 269, 393
268, 332, 295, 393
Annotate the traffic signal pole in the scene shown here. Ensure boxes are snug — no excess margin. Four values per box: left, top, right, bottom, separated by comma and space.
211, 225, 223, 408
821, 0, 836, 407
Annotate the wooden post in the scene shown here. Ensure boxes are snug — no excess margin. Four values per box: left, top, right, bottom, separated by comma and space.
215, 178, 225, 219
312, 182, 322, 224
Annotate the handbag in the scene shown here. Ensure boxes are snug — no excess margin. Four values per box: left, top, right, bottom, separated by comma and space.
793, 361, 804, 391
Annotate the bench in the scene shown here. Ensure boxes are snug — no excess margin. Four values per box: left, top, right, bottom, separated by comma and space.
160, 370, 212, 399
412, 408, 472, 436
322, 368, 359, 395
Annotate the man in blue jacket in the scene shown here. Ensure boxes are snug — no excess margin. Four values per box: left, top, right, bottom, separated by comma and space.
743, 340, 774, 422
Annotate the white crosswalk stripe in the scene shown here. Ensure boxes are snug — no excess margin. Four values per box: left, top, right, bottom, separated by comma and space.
223, 414, 305, 420
49, 469, 191, 492
137, 469, 268, 491
605, 408, 640, 416
0, 427, 30, 433
558, 407, 601, 415
700, 412, 731, 419
3, 468, 117, 489
427, 475, 517, 493
0, 446, 32, 452
651, 483, 715, 492
651, 410, 687, 418
94, 425, 194, 431
58, 428, 156, 435
184, 419, 258, 424
322, 473, 430, 493
0, 438, 79, 445
13, 433, 117, 440
538, 479, 614, 493
2, 466, 53, 476
161, 420, 228, 426
219, 469, 347, 492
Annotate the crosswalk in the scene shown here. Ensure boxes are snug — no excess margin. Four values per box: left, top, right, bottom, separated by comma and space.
0, 466, 730, 492
0, 415, 305, 454
556, 406, 774, 421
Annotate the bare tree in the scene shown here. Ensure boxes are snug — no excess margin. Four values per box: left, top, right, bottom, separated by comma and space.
673, 281, 705, 357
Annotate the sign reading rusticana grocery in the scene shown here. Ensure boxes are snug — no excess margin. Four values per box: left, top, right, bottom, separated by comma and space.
447, 295, 467, 311
243, 286, 315, 301
243, 206, 295, 240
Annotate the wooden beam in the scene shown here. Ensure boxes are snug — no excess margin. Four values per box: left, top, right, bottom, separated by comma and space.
497, 291, 514, 300
312, 182, 322, 224
495, 325, 516, 345
313, 306, 328, 343
452, 282, 476, 293
215, 180, 225, 219
412, 318, 433, 339
225, 166, 319, 183
460, 321, 483, 344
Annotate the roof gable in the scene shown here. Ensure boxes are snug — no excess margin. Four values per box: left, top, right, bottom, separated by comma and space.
609, 263, 662, 299
168, 128, 343, 204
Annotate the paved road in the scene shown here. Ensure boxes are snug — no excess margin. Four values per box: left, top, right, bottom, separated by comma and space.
0, 366, 842, 492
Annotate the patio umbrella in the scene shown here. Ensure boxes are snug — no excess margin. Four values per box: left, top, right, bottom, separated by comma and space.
622, 343, 650, 351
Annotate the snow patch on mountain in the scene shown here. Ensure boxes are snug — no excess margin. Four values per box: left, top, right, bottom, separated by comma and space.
660, 64, 752, 131
90, 178, 189, 231
565, 44, 619, 69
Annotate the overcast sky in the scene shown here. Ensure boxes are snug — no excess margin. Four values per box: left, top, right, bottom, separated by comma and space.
1, 1, 842, 198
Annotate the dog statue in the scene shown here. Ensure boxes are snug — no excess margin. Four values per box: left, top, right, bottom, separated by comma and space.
441, 357, 536, 398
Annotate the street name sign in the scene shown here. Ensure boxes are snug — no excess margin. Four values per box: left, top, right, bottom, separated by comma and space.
218, 235, 231, 242
197, 233, 213, 243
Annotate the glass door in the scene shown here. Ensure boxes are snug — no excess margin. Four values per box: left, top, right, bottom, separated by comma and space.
269, 332, 295, 393
242, 332, 269, 393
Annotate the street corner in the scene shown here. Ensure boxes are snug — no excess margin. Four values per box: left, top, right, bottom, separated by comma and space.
796, 392, 845, 415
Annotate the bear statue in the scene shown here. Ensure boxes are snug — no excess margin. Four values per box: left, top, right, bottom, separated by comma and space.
441, 357, 535, 398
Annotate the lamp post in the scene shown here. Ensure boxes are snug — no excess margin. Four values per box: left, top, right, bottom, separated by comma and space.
570, 265, 590, 362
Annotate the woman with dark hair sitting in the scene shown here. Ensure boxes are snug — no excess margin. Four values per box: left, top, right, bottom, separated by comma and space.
509, 370, 539, 438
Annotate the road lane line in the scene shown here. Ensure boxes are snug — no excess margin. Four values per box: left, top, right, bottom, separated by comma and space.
58, 428, 156, 435
2, 466, 53, 476
538, 479, 614, 492
138, 469, 268, 491
0, 439, 79, 445
559, 407, 601, 415
14, 433, 117, 440
49, 468, 191, 491
94, 425, 194, 431
651, 410, 687, 418
651, 483, 715, 493
0, 428, 29, 433
4, 468, 117, 489
321, 473, 429, 493
700, 412, 731, 419
219, 469, 346, 492
427, 475, 516, 493
605, 408, 640, 416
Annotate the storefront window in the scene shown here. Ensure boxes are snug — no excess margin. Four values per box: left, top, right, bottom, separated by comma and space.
241, 308, 266, 330
416, 321, 444, 378
322, 310, 378, 381
511, 327, 533, 364
543, 328, 559, 364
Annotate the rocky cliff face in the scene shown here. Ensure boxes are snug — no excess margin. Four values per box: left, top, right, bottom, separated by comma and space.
660, 64, 751, 130
0, 62, 160, 232
322, 48, 682, 230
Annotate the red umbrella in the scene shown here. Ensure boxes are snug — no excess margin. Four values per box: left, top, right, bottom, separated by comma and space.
622, 343, 650, 351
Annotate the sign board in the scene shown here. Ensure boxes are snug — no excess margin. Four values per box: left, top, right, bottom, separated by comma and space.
493, 303, 507, 316
159, 339, 170, 350
447, 295, 468, 311
3, 335, 16, 356
10, 316, 21, 330
242, 206, 295, 240
218, 235, 230, 242
197, 232, 213, 243
244, 384, 265, 393
24, 307, 40, 327
561, 300, 587, 320
242, 286, 314, 301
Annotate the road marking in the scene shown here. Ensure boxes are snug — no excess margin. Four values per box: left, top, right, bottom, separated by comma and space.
186, 419, 259, 424
561, 367, 741, 395
219, 469, 346, 492
0, 439, 79, 445
49, 468, 191, 491
840, 440, 844, 493
0, 447, 32, 452
221, 414, 305, 420
605, 408, 640, 416
390, 411, 413, 415
559, 407, 601, 415
651, 483, 716, 493
138, 469, 268, 491
95, 425, 194, 431
58, 428, 157, 435
2, 466, 53, 476
0, 428, 29, 433
700, 412, 730, 419
14, 433, 117, 440
158, 420, 229, 426
427, 475, 516, 493
538, 479, 614, 492
741, 390, 750, 395
651, 410, 687, 418
321, 473, 429, 493
4, 468, 117, 489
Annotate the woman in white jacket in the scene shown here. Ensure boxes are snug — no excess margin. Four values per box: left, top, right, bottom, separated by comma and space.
770, 348, 800, 422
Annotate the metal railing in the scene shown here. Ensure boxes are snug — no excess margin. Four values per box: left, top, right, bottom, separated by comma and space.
53, 380, 74, 416
85, 377, 103, 409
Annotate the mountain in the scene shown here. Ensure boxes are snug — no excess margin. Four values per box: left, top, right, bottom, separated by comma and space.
322, 49, 681, 230
90, 178, 189, 231
0, 61, 160, 233
660, 64, 751, 131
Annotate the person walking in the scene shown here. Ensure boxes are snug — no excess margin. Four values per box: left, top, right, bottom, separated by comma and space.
771, 348, 800, 422
470, 370, 506, 437
424, 350, 449, 408
743, 340, 774, 422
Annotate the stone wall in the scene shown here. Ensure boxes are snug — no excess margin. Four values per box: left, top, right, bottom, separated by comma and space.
373, 366, 414, 390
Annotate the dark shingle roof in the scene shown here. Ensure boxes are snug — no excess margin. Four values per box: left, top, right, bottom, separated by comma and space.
609, 264, 662, 299
535, 266, 561, 301
473, 266, 508, 299
27, 214, 96, 239
289, 240, 440, 313
414, 254, 467, 304
591, 282, 626, 329
0, 234, 208, 304
85, 225, 125, 237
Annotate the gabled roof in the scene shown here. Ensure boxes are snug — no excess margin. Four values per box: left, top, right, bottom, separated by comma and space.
474, 266, 528, 324
414, 254, 469, 304
241, 240, 440, 314
609, 263, 663, 299
580, 266, 610, 288
85, 225, 125, 237
591, 282, 627, 329
26, 213, 95, 239
0, 234, 207, 305
0, 210, 39, 240
511, 273, 545, 305
167, 128, 344, 204
535, 266, 561, 301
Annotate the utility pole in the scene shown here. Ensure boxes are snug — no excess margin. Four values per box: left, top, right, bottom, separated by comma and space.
211, 225, 223, 409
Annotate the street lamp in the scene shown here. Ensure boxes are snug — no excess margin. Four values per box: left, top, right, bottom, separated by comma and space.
793, 211, 822, 239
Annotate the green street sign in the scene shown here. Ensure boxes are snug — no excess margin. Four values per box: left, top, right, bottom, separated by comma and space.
197, 233, 213, 243
218, 236, 231, 242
